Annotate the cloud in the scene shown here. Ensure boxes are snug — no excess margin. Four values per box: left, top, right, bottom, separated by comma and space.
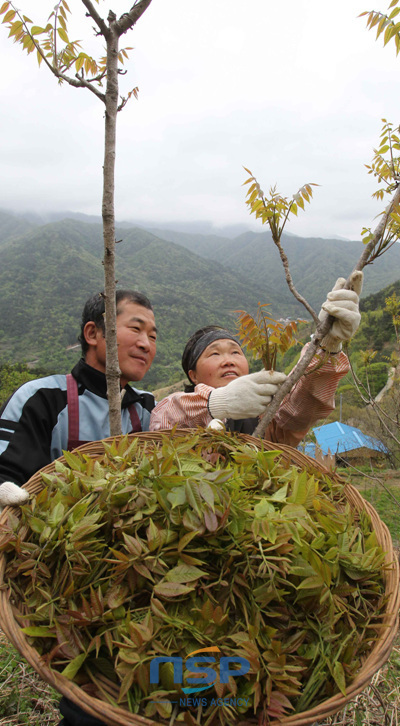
0, 0, 399, 238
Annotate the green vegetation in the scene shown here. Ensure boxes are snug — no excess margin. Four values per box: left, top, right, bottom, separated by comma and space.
0, 464, 398, 725
341, 467, 400, 545
158, 226, 400, 312
0, 628, 59, 725
0, 434, 382, 720
0, 363, 39, 407
0, 213, 288, 389
359, 486, 400, 543
1, 210, 400, 391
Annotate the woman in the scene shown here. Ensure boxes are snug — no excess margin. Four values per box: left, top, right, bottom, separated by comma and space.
150, 272, 363, 442
150, 325, 288, 434
149, 328, 347, 445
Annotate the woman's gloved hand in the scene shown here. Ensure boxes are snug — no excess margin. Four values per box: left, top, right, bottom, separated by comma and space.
208, 370, 286, 420
319, 271, 363, 353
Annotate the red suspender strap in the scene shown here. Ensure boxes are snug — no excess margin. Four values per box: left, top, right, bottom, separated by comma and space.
128, 404, 142, 433
66, 373, 80, 449
66, 373, 141, 447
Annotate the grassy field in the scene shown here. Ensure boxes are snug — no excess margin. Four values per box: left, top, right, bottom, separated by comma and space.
347, 467, 400, 546
0, 468, 399, 726
0, 626, 59, 725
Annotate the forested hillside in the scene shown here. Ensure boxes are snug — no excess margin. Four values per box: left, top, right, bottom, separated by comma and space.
151, 227, 400, 310
0, 209, 399, 390
0, 212, 291, 388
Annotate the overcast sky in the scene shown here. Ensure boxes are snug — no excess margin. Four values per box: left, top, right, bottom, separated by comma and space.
0, 0, 399, 239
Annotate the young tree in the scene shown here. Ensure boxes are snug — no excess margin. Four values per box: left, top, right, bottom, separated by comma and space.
345, 290, 400, 466
242, 116, 400, 438
236, 0, 400, 440
0, 0, 153, 434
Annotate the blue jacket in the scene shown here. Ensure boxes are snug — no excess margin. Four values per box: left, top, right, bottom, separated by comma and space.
0, 359, 155, 486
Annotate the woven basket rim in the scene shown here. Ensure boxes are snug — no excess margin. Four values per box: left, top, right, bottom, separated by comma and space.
0, 430, 399, 726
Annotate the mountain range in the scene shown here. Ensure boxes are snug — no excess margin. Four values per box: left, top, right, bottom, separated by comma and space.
0, 208, 399, 389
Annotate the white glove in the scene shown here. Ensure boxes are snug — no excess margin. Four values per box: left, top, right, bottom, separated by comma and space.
319, 271, 363, 353
0, 481, 29, 513
207, 419, 226, 431
208, 370, 287, 420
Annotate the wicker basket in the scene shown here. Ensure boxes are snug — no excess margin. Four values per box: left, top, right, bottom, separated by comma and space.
0, 430, 399, 726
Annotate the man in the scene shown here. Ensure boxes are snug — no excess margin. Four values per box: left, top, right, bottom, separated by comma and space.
0, 288, 284, 504
0, 287, 288, 726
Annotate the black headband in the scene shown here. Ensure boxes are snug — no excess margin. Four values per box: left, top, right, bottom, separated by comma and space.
182, 329, 241, 380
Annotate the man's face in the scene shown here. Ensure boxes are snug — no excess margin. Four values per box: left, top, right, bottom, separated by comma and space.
88, 300, 157, 386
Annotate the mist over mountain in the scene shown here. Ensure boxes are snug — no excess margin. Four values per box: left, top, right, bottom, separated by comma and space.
2, 209, 251, 239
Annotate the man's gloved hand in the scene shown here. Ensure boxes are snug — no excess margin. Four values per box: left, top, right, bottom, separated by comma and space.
0, 481, 29, 513
208, 370, 287, 420
318, 271, 363, 353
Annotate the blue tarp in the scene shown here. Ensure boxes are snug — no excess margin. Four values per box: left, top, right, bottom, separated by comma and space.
300, 422, 386, 458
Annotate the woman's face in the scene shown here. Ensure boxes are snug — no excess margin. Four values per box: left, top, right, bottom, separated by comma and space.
189, 339, 249, 389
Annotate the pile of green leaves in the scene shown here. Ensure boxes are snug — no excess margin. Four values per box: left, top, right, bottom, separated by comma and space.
0, 431, 388, 725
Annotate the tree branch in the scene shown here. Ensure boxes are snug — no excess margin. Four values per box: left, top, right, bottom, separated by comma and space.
72, 72, 106, 101
80, 0, 109, 38
353, 183, 400, 272
253, 336, 320, 438
272, 234, 319, 323
344, 462, 400, 510
348, 356, 400, 445
25, 39, 106, 102
52, 67, 106, 102
115, 0, 154, 36
253, 185, 400, 438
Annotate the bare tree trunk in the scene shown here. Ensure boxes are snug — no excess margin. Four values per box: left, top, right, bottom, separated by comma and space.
103, 16, 122, 436
0, 0, 155, 437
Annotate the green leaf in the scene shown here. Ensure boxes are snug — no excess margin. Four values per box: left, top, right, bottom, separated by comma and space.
62, 450, 85, 472
198, 480, 215, 508
177, 529, 199, 551
153, 582, 195, 598
75, 53, 85, 72
254, 499, 275, 518
332, 661, 347, 696
68, 500, 89, 524
167, 487, 186, 509
204, 507, 218, 531
296, 575, 324, 590
61, 653, 87, 680
165, 564, 206, 583
48, 500, 65, 527
9, 20, 23, 37
281, 503, 309, 520
106, 583, 129, 609
22, 626, 56, 637
147, 518, 162, 550
268, 483, 288, 502
57, 27, 69, 43
185, 481, 202, 515
2, 9, 16, 23
28, 516, 45, 533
